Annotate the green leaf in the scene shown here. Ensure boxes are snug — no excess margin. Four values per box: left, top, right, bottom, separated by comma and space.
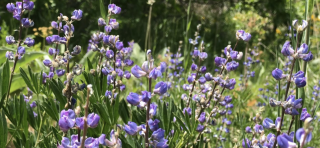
119, 99, 130, 124
0, 110, 8, 148
20, 67, 36, 93
100, 0, 107, 19
1, 59, 10, 97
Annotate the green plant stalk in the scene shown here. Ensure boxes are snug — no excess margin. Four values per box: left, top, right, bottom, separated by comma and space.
80, 87, 90, 147
144, 5, 153, 60
273, 32, 302, 148
145, 78, 152, 148
35, 111, 46, 147
5, 1, 25, 106
197, 40, 238, 119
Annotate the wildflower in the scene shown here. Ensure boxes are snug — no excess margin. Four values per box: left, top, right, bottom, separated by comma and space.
58, 109, 76, 132
296, 128, 312, 146
272, 68, 286, 80
124, 121, 142, 135
6, 36, 15, 45
153, 81, 168, 95
126, 92, 141, 106
148, 119, 160, 131
71, 9, 83, 21
99, 130, 122, 147
277, 133, 297, 148
24, 37, 35, 47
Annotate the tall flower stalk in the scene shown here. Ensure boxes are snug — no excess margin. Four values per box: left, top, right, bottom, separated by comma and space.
268, 20, 313, 148
5, 0, 35, 104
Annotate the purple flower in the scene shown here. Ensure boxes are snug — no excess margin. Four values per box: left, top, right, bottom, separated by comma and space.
43, 59, 52, 67
226, 61, 239, 71
214, 57, 226, 67
242, 138, 251, 148
6, 51, 14, 60
63, 24, 74, 36
254, 124, 264, 134
59, 135, 80, 147
153, 81, 168, 95
199, 52, 208, 59
241, 33, 251, 41
23, 1, 34, 10
88, 113, 100, 128
6, 3, 15, 13
98, 18, 106, 26
84, 137, 99, 148
204, 73, 213, 81
230, 51, 238, 60
148, 119, 160, 131
124, 59, 134, 66
141, 91, 151, 102
150, 103, 157, 117
48, 48, 56, 55
124, 121, 141, 135
115, 41, 123, 50
17, 46, 25, 56
300, 108, 311, 121
109, 19, 119, 29
187, 73, 196, 83
99, 130, 122, 147
191, 63, 198, 71
24, 37, 35, 47
120, 85, 126, 91
296, 128, 312, 145
56, 69, 65, 77
131, 65, 147, 78
105, 25, 112, 33
262, 118, 275, 129
272, 68, 286, 80
183, 107, 192, 115
71, 9, 83, 21
159, 62, 167, 73
222, 78, 236, 90
126, 92, 141, 106
198, 77, 206, 84
71, 45, 81, 55
108, 4, 121, 14
149, 68, 162, 79
297, 43, 308, 54
51, 21, 59, 30
103, 35, 110, 44
302, 51, 313, 61
105, 50, 114, 59
46, 36, 53, 44
21, 18, 34, 28
245, 126, 252, 133
30, 101, 36, 108
200, 66, 206, 73
124, 71, 131, 79
58, 109, 76, 132
199, 112, 206, 123
277, 133, 297, 148
281, 41, 294, 56
6, 36, 15, 45
196, 124, 204, 132
42, 73, 48, 84
294, 77, 306, 88
151, 128, 165, 141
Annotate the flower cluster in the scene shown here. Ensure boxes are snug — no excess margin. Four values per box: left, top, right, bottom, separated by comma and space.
88, 4, 133, 96
125, 49, 169, 147
239, 46, 260, 90
58, 129, 122, 148
249, 19, 314, 148
5, 0, 35, 60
